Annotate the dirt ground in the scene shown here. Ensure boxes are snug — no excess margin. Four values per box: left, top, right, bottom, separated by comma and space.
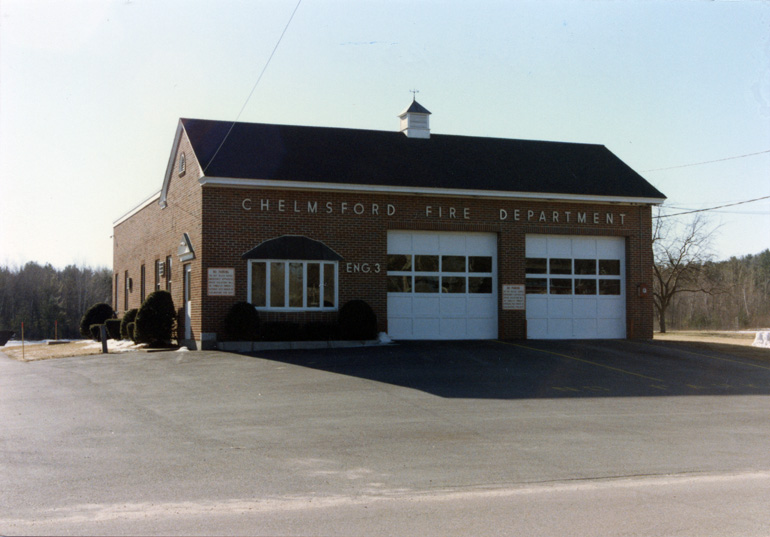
653, 330, 770, 361
0, 340, 144, 362
2, 331, 769, 362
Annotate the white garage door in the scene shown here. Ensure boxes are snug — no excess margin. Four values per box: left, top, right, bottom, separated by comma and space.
387, 231, 497, 340
525, 235, 626, 339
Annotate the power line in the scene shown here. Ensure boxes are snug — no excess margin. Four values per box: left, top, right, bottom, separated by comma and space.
642, 149, 770, 172
653, 195, 770, 218
203, 0, 303, 174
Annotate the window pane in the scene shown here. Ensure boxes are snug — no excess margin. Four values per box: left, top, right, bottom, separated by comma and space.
525, 258, 547, 274
441, 256, 466, 272
270, 262, 285, 307
550, 278, 572, 294
387, 254, 412, 272
468, 277, 492, 293
388, 275, 412, 292
251, 262, 267, 307
322, 263, 336, 307
307, 263, 320, 307
526, 278, 547, 294
415, 255, 439, 272
574, 259, 596, 275
575, 278, 597, 295
442, 276, 466, 293
289, 262, 303, 307
470, 256, 493, 273
599, 280, 621, 295
415, 275, 439, 292
550, 259, 572, 275
599, 260, 621, 275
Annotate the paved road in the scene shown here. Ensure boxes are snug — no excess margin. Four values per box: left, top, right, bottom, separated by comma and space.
2, 340, 770, 535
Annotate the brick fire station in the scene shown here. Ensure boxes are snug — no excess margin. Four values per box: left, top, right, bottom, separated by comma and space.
113, 101, 666, 349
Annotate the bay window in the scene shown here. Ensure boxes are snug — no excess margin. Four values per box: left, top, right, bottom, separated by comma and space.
249, 260, 337, 310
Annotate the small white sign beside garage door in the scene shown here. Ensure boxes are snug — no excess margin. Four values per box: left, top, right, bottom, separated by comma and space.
387, 231, 498, 340
525, 235, 626, 339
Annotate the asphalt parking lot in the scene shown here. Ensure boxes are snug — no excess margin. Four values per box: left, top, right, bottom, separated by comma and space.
2, 339, 770, 535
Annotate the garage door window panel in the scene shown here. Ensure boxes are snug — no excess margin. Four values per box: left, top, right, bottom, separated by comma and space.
575, 259, 597, 275
575, 278, 597, 295
442, 256, 466, 273
415, 276, 439, 293
550, 278, 573, 294
550, 259, 572, 275
525, 258, 547, 274
442, 276, 466, 293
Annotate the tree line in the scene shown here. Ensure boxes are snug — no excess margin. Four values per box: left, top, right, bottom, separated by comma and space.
657, 249, 770, 332
0, 262, 112, 340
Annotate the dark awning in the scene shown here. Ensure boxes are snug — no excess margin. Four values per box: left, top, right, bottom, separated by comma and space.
241, 235, 343, 261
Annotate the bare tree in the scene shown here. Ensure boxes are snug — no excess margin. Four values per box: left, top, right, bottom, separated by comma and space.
652, 211, 719, 333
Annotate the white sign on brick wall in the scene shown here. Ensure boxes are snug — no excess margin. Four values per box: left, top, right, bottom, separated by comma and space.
207, 268, 235, 296
502, 284, 525, 311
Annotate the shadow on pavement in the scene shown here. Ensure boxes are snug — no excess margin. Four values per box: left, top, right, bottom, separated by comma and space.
247, 339, 770, 400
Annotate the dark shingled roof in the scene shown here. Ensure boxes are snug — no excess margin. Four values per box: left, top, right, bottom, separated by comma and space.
181, 118, 665, 200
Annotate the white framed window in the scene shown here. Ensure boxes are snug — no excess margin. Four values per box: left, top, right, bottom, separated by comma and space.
248, 260, 338, 310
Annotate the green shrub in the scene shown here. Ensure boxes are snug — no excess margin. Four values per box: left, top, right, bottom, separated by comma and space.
338, 300, 377, 340
224, 302, 260, 341
89, 324, 103, 342
120, 309, 138, 339
261, 321, 300, 341
126, 322, 137, 343
134, 290, 176, 345
105, 319, 122, 340
79, 303, 114, 338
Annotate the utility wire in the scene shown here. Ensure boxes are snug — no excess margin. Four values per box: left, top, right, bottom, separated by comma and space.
653, 195, 770, 218
203, 0, 303, 174
642, 149, 770, 172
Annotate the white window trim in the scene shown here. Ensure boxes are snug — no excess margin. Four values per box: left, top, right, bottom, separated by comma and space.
247, 259, 339, 311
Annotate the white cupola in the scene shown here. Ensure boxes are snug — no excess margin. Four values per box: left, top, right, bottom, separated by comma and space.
398, 99, 431, 139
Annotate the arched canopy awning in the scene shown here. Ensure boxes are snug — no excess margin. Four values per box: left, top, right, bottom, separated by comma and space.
241, 235, 343, 261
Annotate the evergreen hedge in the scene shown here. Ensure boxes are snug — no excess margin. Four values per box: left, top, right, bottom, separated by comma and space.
134, 291, 176, 346
120, 309, 138, 339
338, 300, 377, 340
105, 319, 122, 340
79, 303, 114, 339
224, 302, 260, 341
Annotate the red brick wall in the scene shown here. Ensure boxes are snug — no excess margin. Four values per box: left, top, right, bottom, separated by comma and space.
112, 129, 204, 341
193, 188, 655, 340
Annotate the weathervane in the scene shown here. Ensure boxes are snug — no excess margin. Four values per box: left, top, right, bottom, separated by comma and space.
410, 89, 419, 101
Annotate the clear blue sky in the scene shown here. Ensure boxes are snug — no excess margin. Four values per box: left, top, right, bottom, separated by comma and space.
1, 0, 768, 269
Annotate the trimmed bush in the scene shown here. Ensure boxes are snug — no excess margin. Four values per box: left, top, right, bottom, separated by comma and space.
338, 300, 377, 340
79, 303, 114, 338
134, 290, 176, 346
301, 321, 339, 341
120, 309, 138, 339
89, 324, 103, 342
261, 321, 300, 341
126, 322, 137, 343
224, 302, 260, 341
105, 319, 122, 340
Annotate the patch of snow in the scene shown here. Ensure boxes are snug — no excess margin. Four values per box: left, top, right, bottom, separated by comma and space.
753, 332, 770, 349
378, 332, 393, 344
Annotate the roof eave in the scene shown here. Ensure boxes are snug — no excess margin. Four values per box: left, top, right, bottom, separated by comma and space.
199, 176, 666, 205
